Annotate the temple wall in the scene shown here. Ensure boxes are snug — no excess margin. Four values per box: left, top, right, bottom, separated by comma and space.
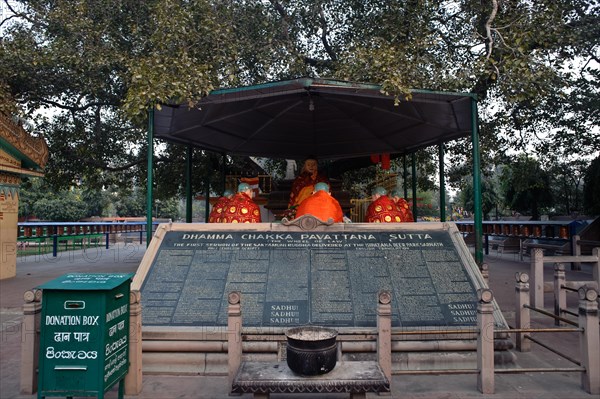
0, 173, 19, 280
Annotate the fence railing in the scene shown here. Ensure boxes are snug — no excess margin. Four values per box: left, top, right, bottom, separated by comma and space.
17, 221, 160, 257
455, 220, 597, 262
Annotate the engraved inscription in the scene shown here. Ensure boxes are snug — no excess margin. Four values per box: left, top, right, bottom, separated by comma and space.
140, 230, 479, 327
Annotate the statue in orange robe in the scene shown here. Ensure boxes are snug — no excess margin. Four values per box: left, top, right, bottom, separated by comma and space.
208, 190, 233, 223
390, 190, 414, 222
220, 183, 261, 223
288, 158, 329, 208
366, 187, 403, 223
295, 183, 344, 223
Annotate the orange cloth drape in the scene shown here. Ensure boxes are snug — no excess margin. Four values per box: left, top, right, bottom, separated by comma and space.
288, 172, 329, 208
295, 191, 343, 223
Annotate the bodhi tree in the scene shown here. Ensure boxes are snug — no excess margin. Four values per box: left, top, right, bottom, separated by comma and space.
1, 0, 598, 199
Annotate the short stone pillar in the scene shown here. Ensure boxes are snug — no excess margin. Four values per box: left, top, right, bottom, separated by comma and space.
227, 291, 242, 392
514, 272, 531, 352
571, 234, 581, 270
377, 290, 392, 389
20, 289, 42, 394
125, 290, 143, 395
578, 286, 599, 394
477, 288, 494, 394
530, 248, 544, 309
553, 263, 566, 326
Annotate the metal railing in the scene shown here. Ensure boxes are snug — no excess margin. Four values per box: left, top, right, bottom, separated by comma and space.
17, 221, 160, 257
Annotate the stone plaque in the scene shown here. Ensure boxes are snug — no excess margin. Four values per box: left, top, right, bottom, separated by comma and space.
140, 228, 481, 328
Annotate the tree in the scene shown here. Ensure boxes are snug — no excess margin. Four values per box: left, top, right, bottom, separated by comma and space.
19, 179, 86, 221
1, 0, 598, 195
459, 177, 500, 221
113, 187, 146, 217
583, 155, 600, 216
500, 156, 554, 220
546, 157, 587, 216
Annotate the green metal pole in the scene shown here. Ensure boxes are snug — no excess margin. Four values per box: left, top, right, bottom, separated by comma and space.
221, 153, 227, 193
204, 175, 210, 223
185, 146, 193, 223
439, 144, 446, 222
146, 108, 154, 246
403, 155, 408, 198
471, 96, 483, 265
411, 153, 417, 222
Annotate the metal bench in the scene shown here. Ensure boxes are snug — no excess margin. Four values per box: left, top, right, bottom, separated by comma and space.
232, 360, 389, 398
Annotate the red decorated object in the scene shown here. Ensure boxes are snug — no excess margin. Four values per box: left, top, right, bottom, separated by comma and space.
208, 196, 231, 223
394, 198, 414, 222
365, 195, 403, 223
220, 193, 261, 223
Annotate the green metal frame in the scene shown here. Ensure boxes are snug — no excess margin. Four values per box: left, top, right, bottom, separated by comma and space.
411, 153, 417, 221
470, 97, 483, 264
186, 146, 193, 223
439, 144, 446, 222
146, 108, 154, 247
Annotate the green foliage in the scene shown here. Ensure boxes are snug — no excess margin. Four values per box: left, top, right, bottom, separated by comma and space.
1, 0, 598, 200
545, 157, 587, 216
31, 195, 87, 222
18, 179, 88, 221
459, 178, 500, 221
156, 197, 180, 220
113, 188, 147, 217
583, 155, 600, 216
500, 156, 554, 220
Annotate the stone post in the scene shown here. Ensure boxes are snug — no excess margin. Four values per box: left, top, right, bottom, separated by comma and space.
553, 263, 566, 326
530, 247, 544, 309
578, 286, 599, 394
227, 291, 242, 392
477, 288, 494, 394
125, 290, 142, 395
377, 290, 392, 389
571, 234, 581, 270
20, 289, 42, 394
515, 272, 531, 352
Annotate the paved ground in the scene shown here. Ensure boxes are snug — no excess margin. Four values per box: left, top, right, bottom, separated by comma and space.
1, 243, 598, 399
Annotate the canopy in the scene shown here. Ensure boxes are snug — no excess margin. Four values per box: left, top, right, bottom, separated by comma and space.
153, 78, 475, 160
148, 77, 484, 265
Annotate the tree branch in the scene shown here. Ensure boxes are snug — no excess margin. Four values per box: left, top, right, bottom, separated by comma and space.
318, 6, 337, 62
32, 97, 118, 112
484, 0, 499, 60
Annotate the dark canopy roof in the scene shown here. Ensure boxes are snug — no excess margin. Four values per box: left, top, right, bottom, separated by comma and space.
153, 78, 474, 160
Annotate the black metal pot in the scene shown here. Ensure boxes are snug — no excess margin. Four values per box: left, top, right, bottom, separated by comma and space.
285, 326, 338, 376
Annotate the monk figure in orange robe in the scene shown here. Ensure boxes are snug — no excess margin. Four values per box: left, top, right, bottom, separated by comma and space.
295, 182, 344, 223
390, 189, 414, 222
220, 183, 261, 223
208, 189, 233, 223
365, 186, 404, 223
288, 157, 329, 208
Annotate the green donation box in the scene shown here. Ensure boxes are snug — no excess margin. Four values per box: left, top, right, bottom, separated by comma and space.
37, 273, 135, 399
